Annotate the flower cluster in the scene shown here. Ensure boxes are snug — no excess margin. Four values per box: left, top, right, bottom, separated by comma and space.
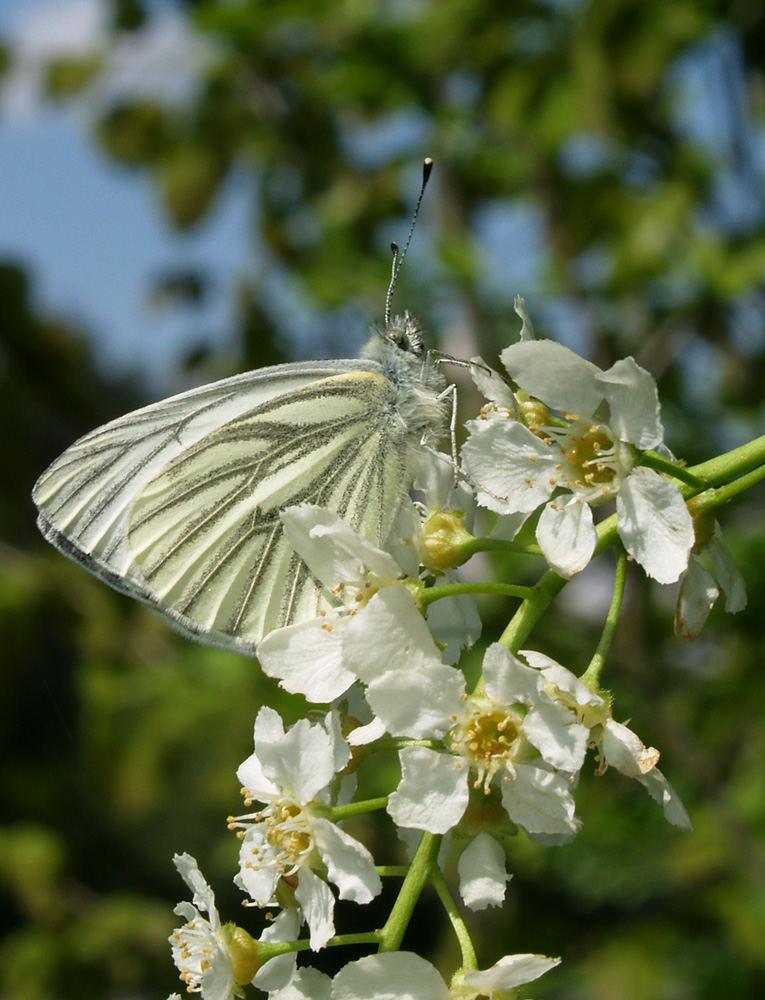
462, 309, 695, 583
166, 311, 747, 1000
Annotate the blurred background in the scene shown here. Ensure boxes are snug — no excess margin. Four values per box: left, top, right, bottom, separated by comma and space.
2, 0, 765, 997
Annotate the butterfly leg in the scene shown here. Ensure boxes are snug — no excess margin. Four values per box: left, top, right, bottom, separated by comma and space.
416, 382, 460, 507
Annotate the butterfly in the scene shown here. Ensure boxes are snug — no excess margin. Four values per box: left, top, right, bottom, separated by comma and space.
32, 310, 448, 654
32, 159, 450, 653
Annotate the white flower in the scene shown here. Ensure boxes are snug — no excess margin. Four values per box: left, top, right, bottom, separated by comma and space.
462, 338, 694, 583
256, 506, 408, 701
257, 506, 476, 701
330, 950, 560, 1000
522, 650, 692, 829
375, 641, 585, 845
675, 521, 746, 638
230, 707, 381, 950
169, 853, 236, 1000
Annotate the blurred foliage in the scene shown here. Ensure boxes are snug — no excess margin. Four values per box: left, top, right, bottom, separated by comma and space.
44, 57, 103, 99
2, 0, 765, 997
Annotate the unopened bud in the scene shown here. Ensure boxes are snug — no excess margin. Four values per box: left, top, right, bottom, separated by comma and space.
518, 396, 552, 428
226, 925, 263, 985
418, 509, 474, 572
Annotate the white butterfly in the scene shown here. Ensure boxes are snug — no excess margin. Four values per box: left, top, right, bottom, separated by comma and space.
32, 313, 447, 654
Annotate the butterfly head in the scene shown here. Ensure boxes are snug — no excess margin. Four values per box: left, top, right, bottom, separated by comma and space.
379, 310, 426, 358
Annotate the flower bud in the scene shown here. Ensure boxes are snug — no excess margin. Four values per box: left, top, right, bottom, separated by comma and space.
417, 508, 474, 572
225, 924, 263, 985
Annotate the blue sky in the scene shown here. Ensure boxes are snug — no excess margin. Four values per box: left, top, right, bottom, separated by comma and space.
0, 0, 252, 391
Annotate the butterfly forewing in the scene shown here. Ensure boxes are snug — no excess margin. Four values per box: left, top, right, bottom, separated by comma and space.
127, 370, 408, 647
35, 365, 426, 652
33, 361, 370, 573
33, 318, 447, 654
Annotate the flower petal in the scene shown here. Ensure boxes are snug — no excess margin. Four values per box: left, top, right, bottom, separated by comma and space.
636, 768, 693, 830
346, 717, 386, 746
365, 663, 465, 739
281, 506, 401, 586
294, 867, 335, 951
514, 294, 537, 341
469, 357, 518, 410
235, 827, 280, 905
500, 340, 603, 415
256, 717, 336, 804
312, 818, 381, 904
332, 953, 448, 1000
500, 765, 581, 843
482, 643, 544, 705
173, 853, 217, 921
536, 500, 597, 578
601, 719, 660, 778
596, 356, 664, 450
252, 908, 302, 992
617, 469, 693, 583
708, 523, 747, 612
269, 966, 332, 1000
524, 701, 589, 772
521, 650, 603, 708
387, 747, 469, 834
674, 557, 719, 639
257, 616, 356, 703
457, 832, 511, 911
342, 586, 443, 684
462, 417, 557, 514
489, 511, 531, 541
425, 581, 482, 665
463, 953, 561, 992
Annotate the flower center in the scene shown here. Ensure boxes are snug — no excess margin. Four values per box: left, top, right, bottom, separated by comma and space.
449, 702, 524, 793
331, 572, 391, 609
531, 417, 625, 502
234, 795, 317, 879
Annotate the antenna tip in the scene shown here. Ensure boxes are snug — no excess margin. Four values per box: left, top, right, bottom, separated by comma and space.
390, 241, 398, 255
422, 157, 433, 182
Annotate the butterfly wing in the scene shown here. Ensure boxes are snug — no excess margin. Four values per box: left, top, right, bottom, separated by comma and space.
34, 362, 427, 652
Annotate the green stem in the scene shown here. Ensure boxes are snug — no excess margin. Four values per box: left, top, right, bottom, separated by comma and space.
497, 568, 567, 653
327, 932, 382, 948
461, 537, 542, 558
430, 868, 478, 970
497, 510, 621, 654
686, 433, 765, 489
641, 450, 706, 488
258, 930, 381, 959
378, 832, 441, 952
420, 582, 536, 607
687, 462, 765, 513
376, 866, 410, 877
579, 548, 627, 690
329, 797, 389, 821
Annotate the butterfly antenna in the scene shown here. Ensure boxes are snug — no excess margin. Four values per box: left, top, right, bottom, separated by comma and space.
384, 157, 433, 326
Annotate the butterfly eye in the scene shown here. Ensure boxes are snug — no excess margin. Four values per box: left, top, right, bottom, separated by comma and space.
386, 311, 425, 357
388, 327, 409, 351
